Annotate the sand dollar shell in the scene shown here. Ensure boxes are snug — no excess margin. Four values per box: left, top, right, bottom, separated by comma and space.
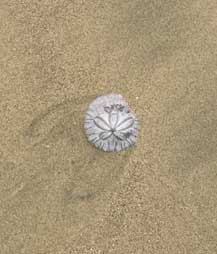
84, 94, 139, 152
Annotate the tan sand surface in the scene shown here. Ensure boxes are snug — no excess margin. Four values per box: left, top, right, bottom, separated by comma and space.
0, 1, 217, 253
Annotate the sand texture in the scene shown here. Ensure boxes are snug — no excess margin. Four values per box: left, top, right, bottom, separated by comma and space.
0, 1, 217, 253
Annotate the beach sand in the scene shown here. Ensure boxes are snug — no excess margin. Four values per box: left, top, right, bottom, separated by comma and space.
0, 1, 217, 253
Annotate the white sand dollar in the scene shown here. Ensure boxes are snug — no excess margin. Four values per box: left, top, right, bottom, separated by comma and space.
84, 94, 139, 152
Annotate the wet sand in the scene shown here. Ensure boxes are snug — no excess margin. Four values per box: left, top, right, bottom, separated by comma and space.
0, 1, 217, 253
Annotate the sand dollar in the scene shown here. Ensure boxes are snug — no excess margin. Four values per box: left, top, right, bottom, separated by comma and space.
84, 94, 139, 152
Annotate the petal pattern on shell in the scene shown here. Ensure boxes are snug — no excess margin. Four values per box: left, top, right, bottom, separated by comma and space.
114, 131, 126, 141
109, 112, 119, 129
99, 131, 112, 140
116, 117, 134, 131
94, 116, 110, 131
